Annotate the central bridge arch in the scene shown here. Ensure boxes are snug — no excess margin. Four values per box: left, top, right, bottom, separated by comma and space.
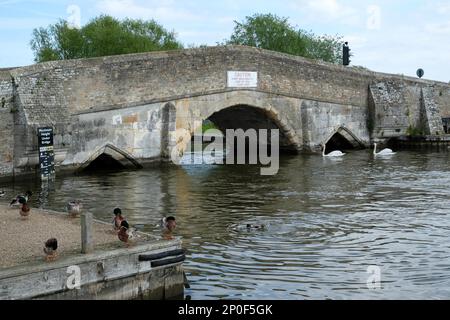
206, 104, 300, 153
173, 95, 303, 161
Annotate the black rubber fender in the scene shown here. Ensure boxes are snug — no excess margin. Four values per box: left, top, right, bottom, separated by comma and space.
150, 254, 186, 267
138, 249, 185, 262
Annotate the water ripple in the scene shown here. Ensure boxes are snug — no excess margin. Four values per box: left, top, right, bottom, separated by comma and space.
2, 150, 450, 299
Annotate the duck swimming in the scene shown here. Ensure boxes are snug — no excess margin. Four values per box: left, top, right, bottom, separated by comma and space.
10, 191, 32, 207
160, 216, 177, 232
246, 224, 266, 230
0, 190, 5, 197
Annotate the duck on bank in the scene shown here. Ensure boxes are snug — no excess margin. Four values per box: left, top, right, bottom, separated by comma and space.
10, 191, 32, 207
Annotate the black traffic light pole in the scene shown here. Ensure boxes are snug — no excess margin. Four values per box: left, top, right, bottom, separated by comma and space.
343, 42, 350, 66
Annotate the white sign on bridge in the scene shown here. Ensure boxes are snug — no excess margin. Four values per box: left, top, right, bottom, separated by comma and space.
227, 71, 258, 88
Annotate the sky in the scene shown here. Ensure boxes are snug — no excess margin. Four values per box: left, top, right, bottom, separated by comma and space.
0, 0, 449, 82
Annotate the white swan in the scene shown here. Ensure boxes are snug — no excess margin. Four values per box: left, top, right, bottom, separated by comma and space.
322, 144, 345, 157
373, 143, 396, 156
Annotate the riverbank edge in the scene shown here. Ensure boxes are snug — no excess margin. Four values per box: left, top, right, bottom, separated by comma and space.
0, 205, 185, 300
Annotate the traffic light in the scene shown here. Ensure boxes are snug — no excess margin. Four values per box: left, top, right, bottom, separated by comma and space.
343, 42, 350, 66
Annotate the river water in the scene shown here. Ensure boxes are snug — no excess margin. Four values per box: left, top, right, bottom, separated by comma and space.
2, 149, 450, 299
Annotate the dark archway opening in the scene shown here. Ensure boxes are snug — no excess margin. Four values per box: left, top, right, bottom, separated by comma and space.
186, 105, 298, 164
208, 106, 294, 149
326, 132, 356, 152
324, 129, 365, 153
83, 153, 126, 172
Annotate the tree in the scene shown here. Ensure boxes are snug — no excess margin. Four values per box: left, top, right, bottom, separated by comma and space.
30, 15, 183, 62
225, 13, 344, 64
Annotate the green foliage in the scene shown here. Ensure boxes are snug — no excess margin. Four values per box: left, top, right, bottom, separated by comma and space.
225, 13, 344, 64
202, 121, 219, 133
407, 126, 424, 136
30, 15, 183, 62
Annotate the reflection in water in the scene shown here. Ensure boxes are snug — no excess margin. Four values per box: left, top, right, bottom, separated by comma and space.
2, 149, 450, 299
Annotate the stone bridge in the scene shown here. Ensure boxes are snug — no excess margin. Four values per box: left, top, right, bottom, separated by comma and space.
1, 46, 449, 178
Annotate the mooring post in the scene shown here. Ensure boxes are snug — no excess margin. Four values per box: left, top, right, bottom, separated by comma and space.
81, 212, 93, 254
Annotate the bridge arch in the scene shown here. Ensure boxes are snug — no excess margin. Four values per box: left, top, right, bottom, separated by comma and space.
76, 143, 143, 172
322, 126, 365, 152
206, 104, 299, 150
175, 101, 302, 160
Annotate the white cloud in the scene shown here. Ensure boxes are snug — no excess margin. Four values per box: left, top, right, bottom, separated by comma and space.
437, 2, 450, 14
0, 17, 53, 29
344, 35, 368, 48
0, 0, 23, 5
351, 24, 450, 82
366, 4, 381, 30
290, 0, 360, 25
307, 0, 351, 18
0, 40, 33, 67
179, 30, 230, 44
96, 0, 201, 22
425, 21, 450, 34
217, 16, 235, 25
222, 0, 241, 12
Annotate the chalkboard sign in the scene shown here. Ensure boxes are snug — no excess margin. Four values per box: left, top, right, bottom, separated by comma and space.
38, 127, 55, 179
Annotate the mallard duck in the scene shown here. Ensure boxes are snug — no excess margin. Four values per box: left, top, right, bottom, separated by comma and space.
112, 208, 125, 231
118, 220, 136, 246
246, 224, 266, 230
67, 200, 82, 217
44, 238, 58, 261
18, 198, 31, 219
160, 216, 177, 232
10, 191, 32, 207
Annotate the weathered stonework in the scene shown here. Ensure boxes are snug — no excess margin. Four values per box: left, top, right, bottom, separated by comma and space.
0, 46, 449, 178
421, 86, 445, 136
0, 70, 15, 177
369, 79, 449, 140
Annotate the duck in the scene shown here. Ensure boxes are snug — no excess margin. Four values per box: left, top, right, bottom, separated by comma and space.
159, 217, 167, 228
160, 216, 176, 230
112, 208, 125, 232
44, 238, 58, 261
373, 143, 396, 156
19, 198, 31, 219
322, 144, 345, 157
10, 191, 32, 207
67, 200, 82, 217
0, 190, 5, 197
246, 224, 266, 230
118, 220, 136, 246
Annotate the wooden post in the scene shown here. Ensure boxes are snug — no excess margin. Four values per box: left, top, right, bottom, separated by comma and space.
81, 212, 93, 254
